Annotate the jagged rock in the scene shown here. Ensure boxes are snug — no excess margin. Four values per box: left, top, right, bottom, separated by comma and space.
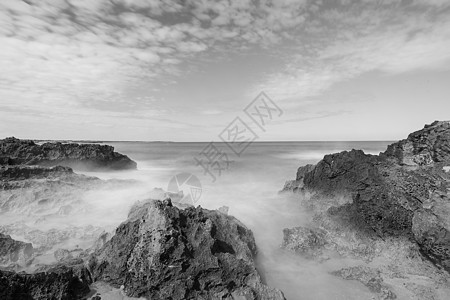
88, 199, 286, 300
0, 264, 91, 300
331, 266, 396, 300
280, 164, 315, 193
282, 121, 450, 272
0, 233, 33, 267
0, 165, 74, 181
281, 227, 327, 259
412, 202, 450, 271
0, 137, 137, 171
383, 121, 450, 166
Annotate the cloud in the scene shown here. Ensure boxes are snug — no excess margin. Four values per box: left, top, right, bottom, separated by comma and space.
251, 1, 450, 102
1, 0, 449, 140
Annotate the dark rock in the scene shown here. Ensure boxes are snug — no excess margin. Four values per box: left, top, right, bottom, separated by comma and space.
88, 199, 286, 300
0, 233, 34, 267
282, 121, 450, 272
0, 165, 74, 183
0, 137, 137, 171
280, 164, 316, 193
0, 264, 91, 300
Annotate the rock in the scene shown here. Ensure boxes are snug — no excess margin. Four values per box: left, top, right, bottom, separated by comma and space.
88, 199, 286, 300
54, 249, 73, 262
383, 121, 450, 166
280, 164, 316, 193
331, 266, 396, 300
281, 227, 327, 259
282, 121, 450, 272
0, 137, 137, 171
296, 164, 316, 181
0, 233, 34, 267
0, 264, 91, 300
0, 165, 77, 186
218, 206, 229, 215
412, 205, 450, 271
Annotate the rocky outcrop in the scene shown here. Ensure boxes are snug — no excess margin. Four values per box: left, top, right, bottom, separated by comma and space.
88, 199, 286, 300
0, 264, 91, 300
282, 121, 450, 272
0, 137, 137, 171
383, 121, 450, 166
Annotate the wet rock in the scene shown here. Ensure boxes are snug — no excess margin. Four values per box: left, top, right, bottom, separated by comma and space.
0, 137, 136, 171
88, 199, 286, 300
282, 121, 450, 272
281, 227, 327, 259
0, 233, 34, 267
331, 266, 396, 300
0, 264, 91, 300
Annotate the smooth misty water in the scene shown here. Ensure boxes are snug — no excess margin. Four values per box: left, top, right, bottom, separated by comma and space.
80, 141, 392, 300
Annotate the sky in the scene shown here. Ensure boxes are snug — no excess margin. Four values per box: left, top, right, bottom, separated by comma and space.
0, 0, 450, 141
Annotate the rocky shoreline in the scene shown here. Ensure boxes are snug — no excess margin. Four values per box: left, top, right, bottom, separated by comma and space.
3, 122, 450, 299
0, 137, 137, 171
0, 138, 285, 299
281, 121, 450, 299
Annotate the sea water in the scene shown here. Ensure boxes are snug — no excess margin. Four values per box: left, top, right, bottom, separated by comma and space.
79, 141, 392, 300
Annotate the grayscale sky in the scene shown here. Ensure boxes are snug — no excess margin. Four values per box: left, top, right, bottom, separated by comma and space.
1, 0, 449, 141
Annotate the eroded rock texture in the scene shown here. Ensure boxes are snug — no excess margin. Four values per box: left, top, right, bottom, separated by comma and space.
0, 265, 91, 300
282, 121, 450, 272
88, 199, 286, 300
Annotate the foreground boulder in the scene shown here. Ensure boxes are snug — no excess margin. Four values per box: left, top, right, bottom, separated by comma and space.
88, 199, 286, 300
0, 137, 136, 171
282, 121, 450, 272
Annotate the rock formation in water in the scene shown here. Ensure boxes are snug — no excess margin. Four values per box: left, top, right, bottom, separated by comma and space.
282, 121, 450, 273
89, 199, 286, 300
0, 138, 285, 299
0, 137, 137, 171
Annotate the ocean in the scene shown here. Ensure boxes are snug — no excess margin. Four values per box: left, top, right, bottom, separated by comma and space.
79, 141, 392, 300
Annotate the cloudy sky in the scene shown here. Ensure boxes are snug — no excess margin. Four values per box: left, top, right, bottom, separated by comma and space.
1, 0, 450, 141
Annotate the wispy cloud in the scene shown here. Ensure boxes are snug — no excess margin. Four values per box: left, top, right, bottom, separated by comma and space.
252, 1, 450, 102
0, 0, 449, 140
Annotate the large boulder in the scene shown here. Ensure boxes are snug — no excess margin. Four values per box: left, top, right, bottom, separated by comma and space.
0, 137, 137, 171
88, 199, 286, 300
282, 121, 450, 272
